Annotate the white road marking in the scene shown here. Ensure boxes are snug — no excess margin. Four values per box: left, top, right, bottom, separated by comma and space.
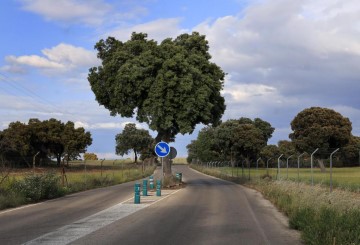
0, 203, 42, 215
23, 189, 182, 245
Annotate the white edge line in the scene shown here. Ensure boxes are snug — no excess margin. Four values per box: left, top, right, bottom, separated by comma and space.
0, 203, 42, 215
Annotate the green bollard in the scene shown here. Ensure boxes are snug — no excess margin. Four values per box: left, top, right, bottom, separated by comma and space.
175, 173, 182, 183
142, 179, 148, 196
149, 176, 154, 189
134, 183, 140, 204
156, 180, 161, 196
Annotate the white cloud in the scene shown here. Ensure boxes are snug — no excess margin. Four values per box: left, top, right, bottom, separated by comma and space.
95, 152, 128, 160
3, 43, 99, 75
74, 121, 90, 129
191, 0, 360, 139
5, 55, 64, 69
42, 44, 98, 68
19, 0, 112, 26
74, 121, 144, 130
223, 83, 276, 102
193, 0, 360, 98
107, 18, 188, 42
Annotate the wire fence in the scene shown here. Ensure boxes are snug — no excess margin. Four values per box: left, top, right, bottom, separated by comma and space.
0, 158, 157, 190
193, 150, 360, 193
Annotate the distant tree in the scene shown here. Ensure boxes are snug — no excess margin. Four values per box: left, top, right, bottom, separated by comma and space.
0, 122, 33, 167
232, 123, 266, 167
115, 123, 153, 163
194, 126, 221, 163
186, 140, 198, 164
139, 140, 157, 161
214, 120, 242, 167
32, 119, 66, 166
340, 136, 360, 166
213, 118, 272, 167
290, 107, 352, 159
62, 122, 92, 166
238, 117, 274, 143
253, 118, 275, 143
278, 140, 298, 157
29, 119, 92, 166
84, 153, 98, 161
260, 145, 280, 162
0, 119, 92, 167
88, 32, 225, 177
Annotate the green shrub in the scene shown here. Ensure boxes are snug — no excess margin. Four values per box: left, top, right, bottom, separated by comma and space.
0, 190, 26, 209
13, 172, 66, 202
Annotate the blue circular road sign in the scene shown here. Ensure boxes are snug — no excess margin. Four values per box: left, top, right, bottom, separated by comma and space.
155, 142, 170, 157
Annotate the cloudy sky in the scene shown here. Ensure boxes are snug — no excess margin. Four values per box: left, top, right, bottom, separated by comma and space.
0, 0, 359, 159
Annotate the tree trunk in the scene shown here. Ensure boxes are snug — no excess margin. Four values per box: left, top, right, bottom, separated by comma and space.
317, 159, 326, 173
162, 155, 172, 177
66, 155, 70, 167
156, 130, 172, 178
22, 156, 31, 168
56, 154, 61, 166
134, 150, 138, 163
230, 149, 235, 168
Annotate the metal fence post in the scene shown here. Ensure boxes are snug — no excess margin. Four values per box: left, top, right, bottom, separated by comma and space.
330, 148, 339, 192
286, 155, 293, 179
277, 154, 283, 180
311, 148, 319, 186
266, 158, 272, 175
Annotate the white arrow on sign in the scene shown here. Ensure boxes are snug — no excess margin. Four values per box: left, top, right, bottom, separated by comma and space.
157, 145, 167, 153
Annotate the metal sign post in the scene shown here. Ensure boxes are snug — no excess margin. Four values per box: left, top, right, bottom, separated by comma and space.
155, 142, 170, 176
154, 142, 177, 177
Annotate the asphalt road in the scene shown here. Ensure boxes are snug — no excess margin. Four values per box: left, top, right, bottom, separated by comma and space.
0, 165, 302, 245
0, 180, 136, 244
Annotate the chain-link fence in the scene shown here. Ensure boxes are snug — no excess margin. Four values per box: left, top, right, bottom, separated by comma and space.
193, 148, 360, 192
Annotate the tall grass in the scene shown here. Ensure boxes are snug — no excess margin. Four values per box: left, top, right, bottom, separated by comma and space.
65, 167, 155, 193
191, 164, 360, 245
249, 180, 360, 245
198, 165, 360, 192
0, 165, 156, 210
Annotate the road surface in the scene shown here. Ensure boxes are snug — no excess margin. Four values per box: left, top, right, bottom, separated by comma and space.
0, 165, 302, 245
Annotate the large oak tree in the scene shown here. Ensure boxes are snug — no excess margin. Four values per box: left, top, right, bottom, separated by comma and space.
88, 32, 226, 176
289, 107, 352, 159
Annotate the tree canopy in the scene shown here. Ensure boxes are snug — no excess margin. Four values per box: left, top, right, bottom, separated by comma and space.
260, 145, 280, 161
340, 136, 360, 166
89, 32, 226, 176
289, 107, 352, 158
0, 118, 92, 167
193, 126, 221, 163
115, 123, 153, 163
278, 140, 297, 157
187, 117, 274, 165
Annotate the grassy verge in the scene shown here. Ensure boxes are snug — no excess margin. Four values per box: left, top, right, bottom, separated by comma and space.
201, 166, 360, 192
0, 166, 156, 210
191, 164, 360, 245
